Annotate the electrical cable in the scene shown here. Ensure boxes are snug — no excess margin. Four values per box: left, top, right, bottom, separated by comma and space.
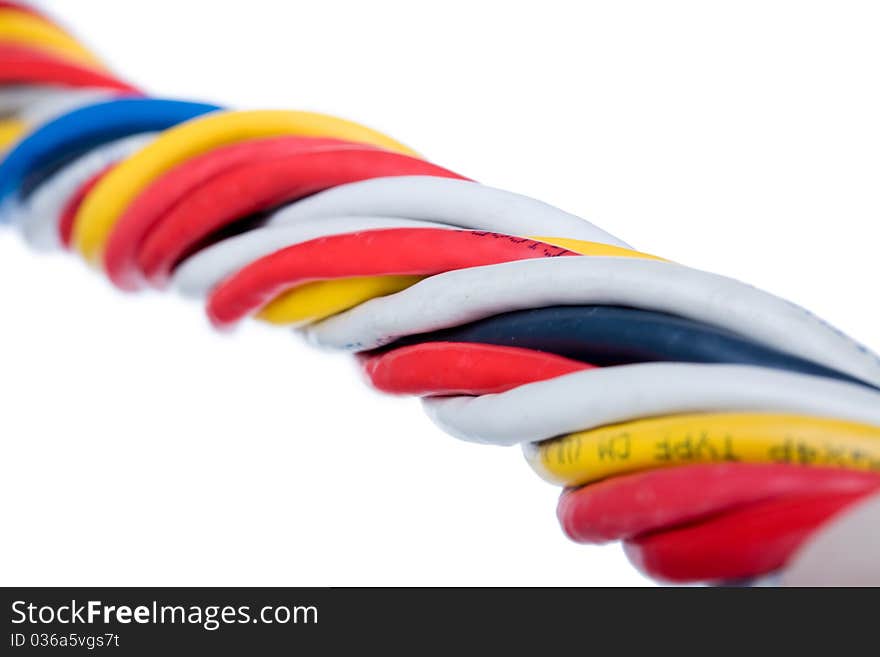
171, 218, 455, 299
0, 2, 42, 17
102, 135, 391, 289
268, 175, 633, 249
0, 44, 136, 93
133, 150, 463, 287
58, 164, 110, 246
70, 109, 422, 262
5, 3, 880, 585
12, 132, 155, 249
557, 463, 880, 543
307, 257, 880, 387
0, 116, 23, 149
206, 229, 576, 327
241, 236, 646, 328
102, 140, 464, 288
0, 8, 104, 68
257, 275, 425, 327
0, 85, 92, 113
383, 305, 869, 387
426, 365, 880, 446
362, 342, 592, 396
623, 490, 874, 583
0, 98, 219, 208
524, 412, 880, 486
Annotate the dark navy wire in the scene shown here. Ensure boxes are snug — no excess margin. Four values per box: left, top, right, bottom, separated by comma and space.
384, 305, 877, 389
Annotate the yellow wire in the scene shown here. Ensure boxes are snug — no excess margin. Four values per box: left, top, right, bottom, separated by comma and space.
71, 109, 419, 263
532, 236, 667, 261
524, 413, 880, 487
257, 276, 422, 325
255, 237, 661, 325
0, 118, 26, 151
0, 10, 105, 69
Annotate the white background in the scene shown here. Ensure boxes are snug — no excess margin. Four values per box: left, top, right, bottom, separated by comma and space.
1, 0, 879, 586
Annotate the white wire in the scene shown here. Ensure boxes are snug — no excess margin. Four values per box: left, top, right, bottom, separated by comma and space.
11, 132, 155, 250
420, 363, 880, 446
18, 88, 119, 125
172, 217, 455, 298
267, 175, 632, 248
0, 85, 57, 116
0, 84, 99, 117
782, 492, 880, 586
307, 256, 880, 387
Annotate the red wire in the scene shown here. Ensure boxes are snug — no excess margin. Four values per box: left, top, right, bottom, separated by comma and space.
558, 463, 880, 544
0, 44, 137, 92
362, 342, 592, 396
623, 489, 876, 583
207, 230, 577, 327
103, 137, 377, 290
132, 149, 465, 287
58, 165, 113, 247
0, 2, 43, 17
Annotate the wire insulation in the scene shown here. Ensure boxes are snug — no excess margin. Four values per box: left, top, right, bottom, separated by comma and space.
71, 110, 423, 262
207, 230, 576, 327
525, 413, 880, 486
363, 342, 592, 396
624, 491, 873, 583
385, 305, 867, 386
558, 463, 880, 543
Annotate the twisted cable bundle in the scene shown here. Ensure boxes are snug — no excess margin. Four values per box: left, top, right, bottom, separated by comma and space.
3, 2, 880, 584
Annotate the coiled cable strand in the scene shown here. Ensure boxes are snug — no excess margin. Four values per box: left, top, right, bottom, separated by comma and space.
2, 2, 880, 584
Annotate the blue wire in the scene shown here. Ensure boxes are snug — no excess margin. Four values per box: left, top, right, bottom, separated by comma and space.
0, 97, 222, 214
